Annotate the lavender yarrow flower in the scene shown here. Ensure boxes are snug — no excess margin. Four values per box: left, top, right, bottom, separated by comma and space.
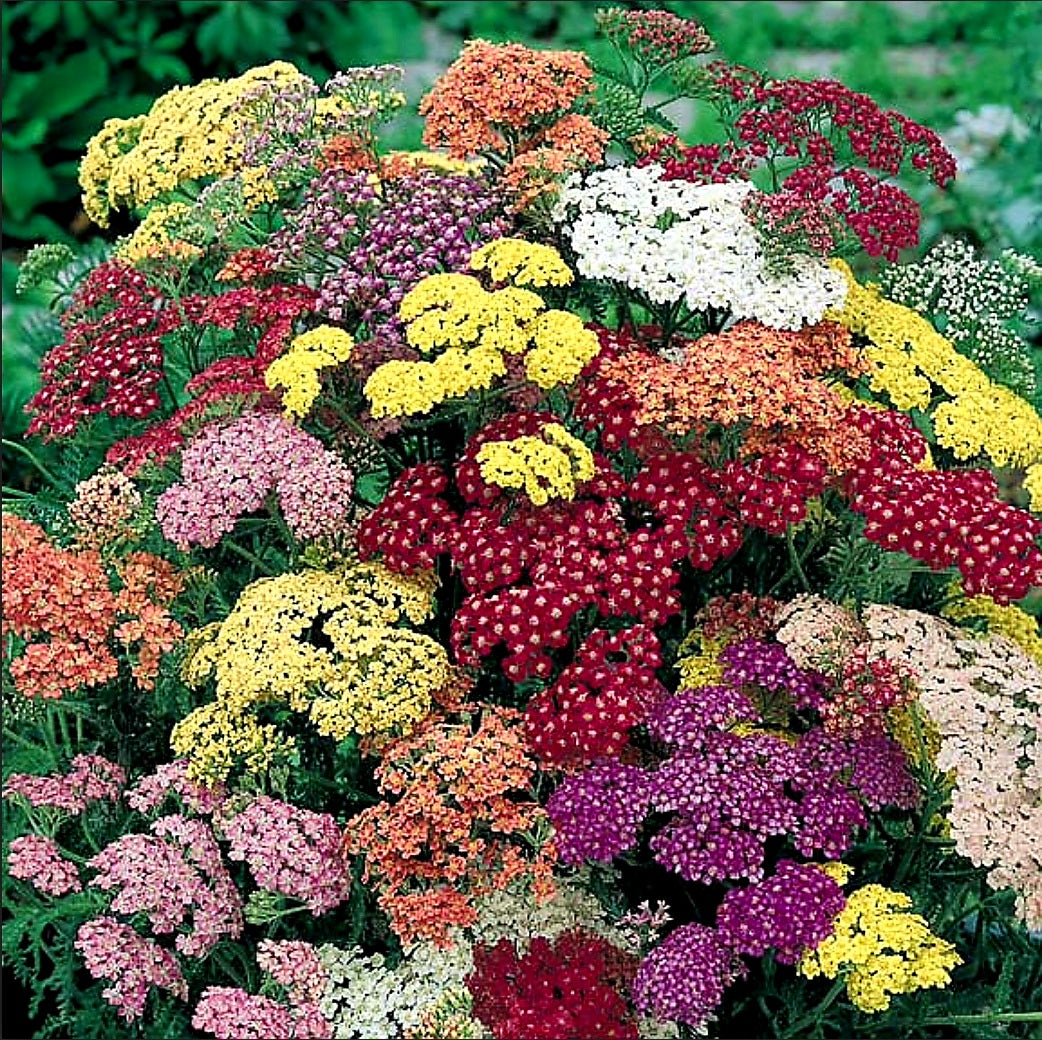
256, 939, 330, 1006
721, 637, 828, 711
125, 759, 227, 816
221, 797, 351, 916
192, 987, 296, 1040
632, 923, 743, 1033
547, 760, 651, 865
716, 860, 846, 964
75, 916, 188, 1022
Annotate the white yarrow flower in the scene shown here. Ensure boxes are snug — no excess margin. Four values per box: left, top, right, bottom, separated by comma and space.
554, 164, 846, 330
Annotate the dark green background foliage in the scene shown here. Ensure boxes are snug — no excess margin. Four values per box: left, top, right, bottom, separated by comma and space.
3, 0, 1040, 246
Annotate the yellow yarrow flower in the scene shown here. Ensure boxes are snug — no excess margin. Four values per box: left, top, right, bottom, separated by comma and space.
385, 150, 484, 176
829, 260, 1042, 469
674, 632, 727, 689
115, 201, 201, 265
470, 238, 574, 288
170, 701, 297, 785
941, 583, 1042, 663
80, 61, 304, 225
524, 310, 600, 389
799, 884, 961, 1013
176, 563, 445, 777
265, 325, 354, 419
365, 271, 600, 418
477, 423, 594, 506
816, 861, 855, 886
1025, 463, 1042, 513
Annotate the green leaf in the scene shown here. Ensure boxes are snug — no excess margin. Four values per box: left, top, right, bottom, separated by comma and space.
31, 49, 109, 123
1, 117, 48, 150
356, 468, 390, 506
1, 149, 57, 221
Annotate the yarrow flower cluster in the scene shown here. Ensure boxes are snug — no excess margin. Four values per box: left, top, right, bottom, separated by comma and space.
554, 166, 847, 329
156, 411, 355, 548
799, 883, 962, 1012
6, 12, 1040, 1040
222, 797, 352, 916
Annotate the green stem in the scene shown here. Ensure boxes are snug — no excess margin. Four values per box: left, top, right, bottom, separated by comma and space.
1, 439, 61, 487
782, 978, 846, 1039
224, 540, 276, 575
920, 1012, 1042, 1026
785, 525, 812, 593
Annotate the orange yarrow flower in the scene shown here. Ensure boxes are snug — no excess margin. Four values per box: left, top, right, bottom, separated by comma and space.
420, 40, 596, 158
342, 705, 556, 947
1, 514, 184, 698
602, 321, 869, 472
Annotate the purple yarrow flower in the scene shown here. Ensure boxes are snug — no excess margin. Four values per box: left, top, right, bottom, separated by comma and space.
547, 759, 652, 866
716, 859, 846, 963
632, 923, 743, 1032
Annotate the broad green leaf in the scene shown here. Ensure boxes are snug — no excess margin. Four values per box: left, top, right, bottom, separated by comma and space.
1, 149, 57, 221
31, 49, 109, 123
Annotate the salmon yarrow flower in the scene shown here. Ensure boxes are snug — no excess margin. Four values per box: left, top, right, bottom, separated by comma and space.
470, 239, 574, 288
477, 423, 595, 506
265, 325, 355, 418
829, 260, 1042, 470
175, 563, 448, 776
799, 884, 961, 1013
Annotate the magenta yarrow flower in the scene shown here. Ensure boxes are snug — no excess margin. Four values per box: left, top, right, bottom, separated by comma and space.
716, 859, 846, 963
632, 923, 743, 1032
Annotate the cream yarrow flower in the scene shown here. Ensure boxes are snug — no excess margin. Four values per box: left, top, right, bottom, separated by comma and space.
554, 165, 847, 329
174, 563, 446, 777
799, 884, 961, 1013
265, 325, 355, 419
477, 423, 595, 506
